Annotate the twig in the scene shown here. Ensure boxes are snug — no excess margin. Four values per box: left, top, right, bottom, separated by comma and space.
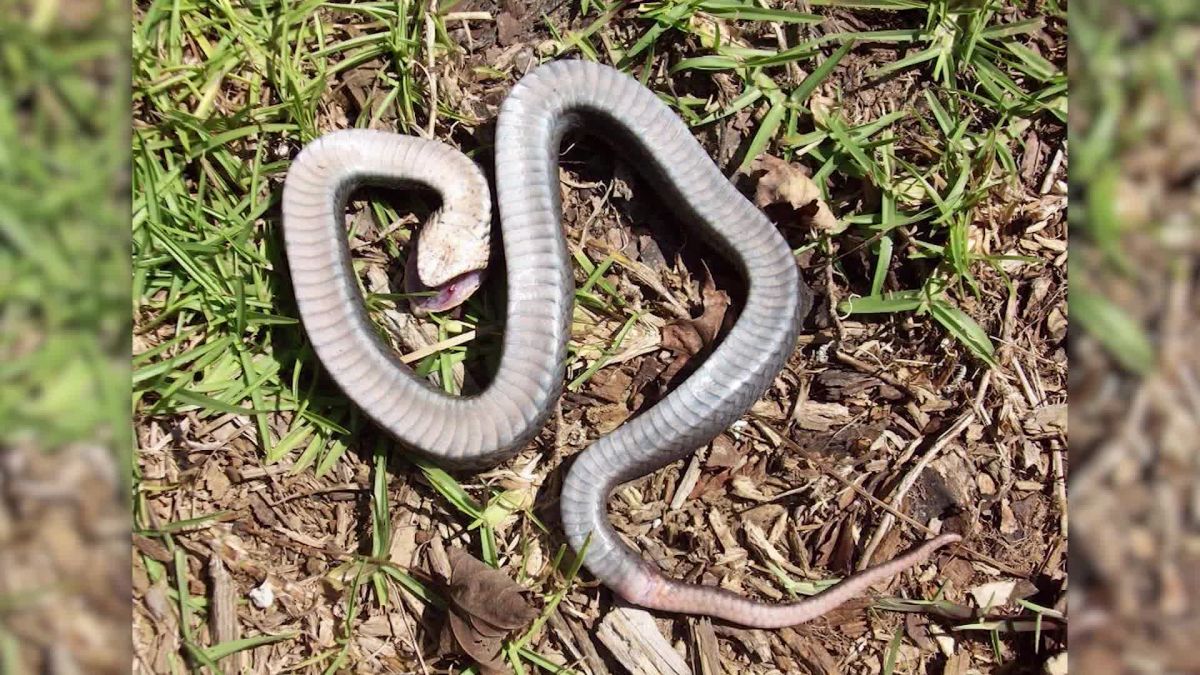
400, 329, 477, 364
823, 241, 846, 341
858, 412, 974, 570
772, 430, 1027, 577
834, 349, 935, 404
443, 11, 492, 21
424, 1, 438, 137
577, 178, 617, 250
208, 551, 242, 672
1038, 143, 1065, 195
1051, 442, 1067, 538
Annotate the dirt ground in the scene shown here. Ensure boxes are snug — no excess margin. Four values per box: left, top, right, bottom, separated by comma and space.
131, 2, 1067, 673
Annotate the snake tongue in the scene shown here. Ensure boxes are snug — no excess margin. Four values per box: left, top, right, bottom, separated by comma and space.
404, 252, 484, 315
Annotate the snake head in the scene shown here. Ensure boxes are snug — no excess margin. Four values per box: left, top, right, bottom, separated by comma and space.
404, 206, 491, 315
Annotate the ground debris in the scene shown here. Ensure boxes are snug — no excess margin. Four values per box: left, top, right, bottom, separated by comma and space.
750, 155, 840, 233
208, 552, 241, 672
597, 606, 691, 675
660, 270, 731, 383
440, 547, 539, 674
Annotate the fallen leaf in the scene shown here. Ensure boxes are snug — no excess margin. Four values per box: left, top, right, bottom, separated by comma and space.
133, 534, 172, 563
585, 401, 632, 435
904, 613, 935, 651
440, 548, 538, 674
751, 154, 839, 233
202, 460, 231, 501
692, 270, 731, 345
1025, 403, 1067, 437
589, 368, 633, 403
730, 475, 771, 502
659, 270, 730, 383
706, 434, 741, 468
659, 323, 704, 384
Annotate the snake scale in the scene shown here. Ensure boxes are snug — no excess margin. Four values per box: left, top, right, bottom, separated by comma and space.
282, 59, 960, 628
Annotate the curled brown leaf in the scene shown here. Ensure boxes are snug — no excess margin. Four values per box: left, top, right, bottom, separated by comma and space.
659, 270, 731, 383
751, 154, 840, 233
439, 547, 538, 674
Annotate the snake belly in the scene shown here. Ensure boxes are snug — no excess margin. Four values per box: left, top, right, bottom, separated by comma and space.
282, 59, 959, 629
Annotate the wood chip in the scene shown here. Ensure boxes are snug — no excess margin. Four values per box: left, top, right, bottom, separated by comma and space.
744, 520, 805, 577
792, 400, 852, 432
596, 606, 690, 675
692, 618, 722, 675
671, 453, 704, 510
777, 627, 839, 675
208, 551, 242, 672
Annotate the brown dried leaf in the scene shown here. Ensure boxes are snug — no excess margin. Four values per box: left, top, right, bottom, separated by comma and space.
447, 548, 538, 632
447, 606, 507, 673
132, 534, 172, 563
659, 323, 704, 383
707, 434, 741, 469
904, 613, 935, 652
693, 271, 731, 345
751, 154, 839, 233
943, 649, 972, 675
495, 12, 521, 46
589, 368, 633, 403
659, 271, 731, 383
441, 548, 537, 673
585, 401, 632, 435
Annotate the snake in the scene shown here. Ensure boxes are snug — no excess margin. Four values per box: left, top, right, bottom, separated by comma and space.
282, 59, 960, 629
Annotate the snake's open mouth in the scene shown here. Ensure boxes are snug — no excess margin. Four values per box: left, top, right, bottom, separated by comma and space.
404, 253, 485, 314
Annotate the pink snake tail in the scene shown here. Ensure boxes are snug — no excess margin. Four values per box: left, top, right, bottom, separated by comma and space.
613, 533, 962, 629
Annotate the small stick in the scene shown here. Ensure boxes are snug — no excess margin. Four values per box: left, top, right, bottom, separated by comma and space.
834, 349, 934, 404
1039, 144, 1065, 195
424, 2, 438, 137
400, 329, 477, 364
774, 432, 1027, 577
858, 412, 974, 570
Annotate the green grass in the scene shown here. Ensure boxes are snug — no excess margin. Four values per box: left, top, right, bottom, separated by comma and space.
131, 0, 1064, 668
132, 0, 1063, 468
1070, 0, 1200, 375
0, 1, 128, 454
551, 0, 1064, 365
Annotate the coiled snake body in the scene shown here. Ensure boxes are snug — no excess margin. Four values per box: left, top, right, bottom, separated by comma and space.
283, 60, 959, 629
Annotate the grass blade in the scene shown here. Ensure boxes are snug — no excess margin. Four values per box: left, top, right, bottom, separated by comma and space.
1072, 290, 1155, 374
929, 299, 997, 367
839, 290, 924, 314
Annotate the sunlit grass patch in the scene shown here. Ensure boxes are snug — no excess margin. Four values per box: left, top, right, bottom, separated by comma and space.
550, 0, 1064, 365
0, 1, 127, 452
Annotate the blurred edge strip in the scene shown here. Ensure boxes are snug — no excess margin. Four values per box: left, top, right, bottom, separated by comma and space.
0, 0, 131, 458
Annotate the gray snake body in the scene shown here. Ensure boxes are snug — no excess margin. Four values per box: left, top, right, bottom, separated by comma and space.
283, 60, 959, 628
